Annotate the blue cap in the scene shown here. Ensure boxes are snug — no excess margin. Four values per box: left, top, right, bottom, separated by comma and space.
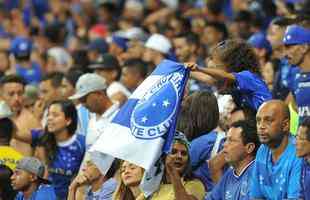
285, 0, 304, 3
112, 36, 128, 50
283, 25, 310, 45
87, 39, 108, 55
10, 37, 33, 58
248, 32, 272, 54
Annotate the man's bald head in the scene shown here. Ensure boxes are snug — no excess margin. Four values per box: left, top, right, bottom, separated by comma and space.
258, 100, 290, 121
256, 100, 290, 147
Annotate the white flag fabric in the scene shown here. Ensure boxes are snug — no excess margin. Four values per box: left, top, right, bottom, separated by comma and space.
89, 59, 189, 196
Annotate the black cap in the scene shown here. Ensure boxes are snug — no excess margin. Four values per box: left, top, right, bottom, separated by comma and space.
88, 53, 120, 70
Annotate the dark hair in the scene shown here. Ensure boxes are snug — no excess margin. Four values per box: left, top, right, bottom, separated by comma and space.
123, 59, 148, 79
234, 10, 253, 22
41, 72, 64, 89
230, 106, 257, 121
71, 50, 90, 72
297, 15, 310, 29
211, 39, 260, 74
271, 16, 299, 27
230, 120, 261, 156
299, 117, 310, 141
206, 0, 224, 15
38, 100, 78, 164
105, 159, 120, 179
43, 23, 67, 44
0, 118, 14, 144
64, 69, 84, 88
176, 32, 200, 47
205, 21, 229, 40
0, 74, 26, 87
177, 91, 219, 141
14, 53, 31, 62
0, 165, 16, 200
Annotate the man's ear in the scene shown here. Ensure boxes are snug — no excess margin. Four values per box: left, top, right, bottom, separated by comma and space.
282, 117, 290, 132
246, 143, 255, 155
300, 45, 310, 55
29, 173, 38, 182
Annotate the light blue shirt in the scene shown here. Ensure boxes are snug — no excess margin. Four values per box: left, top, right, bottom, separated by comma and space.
15, 184, 56, 200
85, 178, 117, 200
250, 136, 302, 199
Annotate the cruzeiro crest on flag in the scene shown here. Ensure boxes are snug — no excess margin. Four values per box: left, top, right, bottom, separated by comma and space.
130, 72, 184, 140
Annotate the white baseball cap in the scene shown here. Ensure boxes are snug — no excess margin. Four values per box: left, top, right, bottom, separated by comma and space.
145, 33, 172, 54
0, 101, 12, 119
69, 73, 107, 100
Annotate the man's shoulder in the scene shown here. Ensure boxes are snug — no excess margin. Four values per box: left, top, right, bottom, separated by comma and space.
36, 184, 57, 196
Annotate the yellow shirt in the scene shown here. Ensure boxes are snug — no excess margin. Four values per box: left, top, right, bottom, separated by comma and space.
150, 179, 205, 200
0, 146, 23, 170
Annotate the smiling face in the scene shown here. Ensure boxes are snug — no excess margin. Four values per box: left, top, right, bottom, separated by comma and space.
47, 103, 71, 133
120, 161, 143, 187
165, 142, 189, 175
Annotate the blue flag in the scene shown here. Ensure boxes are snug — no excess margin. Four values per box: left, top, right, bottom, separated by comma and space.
89, 59, 189, 195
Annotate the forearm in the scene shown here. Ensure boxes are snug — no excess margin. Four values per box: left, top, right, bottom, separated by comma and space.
171, 176, 197, 200
197, 67, 235, 83
208, 151, 226, 183
67, 185, 78, 200
190, 72, 217, 85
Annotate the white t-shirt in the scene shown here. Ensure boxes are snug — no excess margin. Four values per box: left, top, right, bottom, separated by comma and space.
107, 81, 131, 99
86, 103, 120, 150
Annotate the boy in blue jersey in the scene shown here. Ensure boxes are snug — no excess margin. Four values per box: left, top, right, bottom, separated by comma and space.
11, 157, 56, 200
206, 120, 260, 200
296, 117, 310, 200
250, 100, 302, 199
10, 37, 42, 85
186, 39, 272, 111
283, 20, 310, 123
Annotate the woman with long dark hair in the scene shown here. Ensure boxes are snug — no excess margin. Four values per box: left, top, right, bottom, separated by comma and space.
14, 100, 85, 199
149, 132, 205, 200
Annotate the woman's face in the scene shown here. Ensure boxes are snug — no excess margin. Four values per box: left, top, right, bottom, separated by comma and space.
121, 161, 143, 187
47, 104, 71, 133
60, 78, 75, 99
165, 142, 189, 175
262, 62, 274, 86
0, 52, 9, 72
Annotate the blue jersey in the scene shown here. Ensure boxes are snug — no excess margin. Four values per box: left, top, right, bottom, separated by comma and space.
15, 184, 57, 200
291, 71, 310, 123
31, 130, 85, 199
232, 71, 272, 111
250, 136, 302, 199
206, 161, 255, 200
190, 131, 225, 191
300, 159, 310, 200
15, 62, 42, 85
272, 59, 299, 100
